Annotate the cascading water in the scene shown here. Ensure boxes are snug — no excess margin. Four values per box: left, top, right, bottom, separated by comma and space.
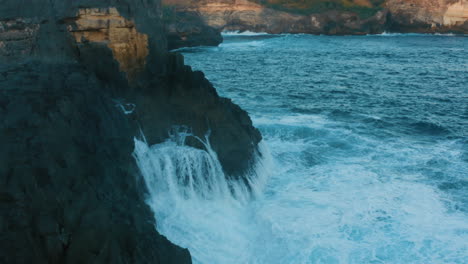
133, 130, 272, 264
135, 33, 468, 263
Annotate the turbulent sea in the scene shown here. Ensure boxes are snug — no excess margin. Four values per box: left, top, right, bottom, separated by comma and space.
136, 34, 468, 264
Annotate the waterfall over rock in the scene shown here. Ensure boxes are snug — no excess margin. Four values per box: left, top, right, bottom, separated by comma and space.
133, 131, 272, 264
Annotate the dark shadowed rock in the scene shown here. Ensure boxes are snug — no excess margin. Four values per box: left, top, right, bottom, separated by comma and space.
0, 0, 261, 263
0, 62, 191, 264
129, 52, 261, 178
164, 8, 223, 50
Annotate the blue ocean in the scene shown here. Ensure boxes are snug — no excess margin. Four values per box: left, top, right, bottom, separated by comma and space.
135, 33, 468, 264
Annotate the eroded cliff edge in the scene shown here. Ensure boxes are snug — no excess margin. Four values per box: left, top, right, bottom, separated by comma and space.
164, 0, 388, 35
0, 1, 260, 263
386, 0, 468, 33
164, 7, 223, 49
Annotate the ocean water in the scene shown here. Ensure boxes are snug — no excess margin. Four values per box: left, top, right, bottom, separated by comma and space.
136, 34, 468, 264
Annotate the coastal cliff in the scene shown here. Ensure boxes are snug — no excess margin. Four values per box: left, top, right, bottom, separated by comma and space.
163, 0, 467, 36
0, 0, 260, 263
163, 0, 388, 35
386, 0, 468, 33
164, 7, 223, 49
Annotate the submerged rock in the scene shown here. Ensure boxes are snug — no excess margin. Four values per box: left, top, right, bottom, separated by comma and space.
0, 0, 261, 263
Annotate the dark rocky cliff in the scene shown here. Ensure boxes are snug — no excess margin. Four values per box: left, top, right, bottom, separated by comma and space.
164, 8, 223, 50
0, 0, 261, 263
0, 61, 192, 264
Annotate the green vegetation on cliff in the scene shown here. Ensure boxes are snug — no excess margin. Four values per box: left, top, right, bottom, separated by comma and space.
252, 0, 384, 19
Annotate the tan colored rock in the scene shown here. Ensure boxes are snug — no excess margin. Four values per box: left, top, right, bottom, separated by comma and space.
444, 0, 468, 26
385, 0, 467, 32
165, 0, 467, 33
164, 0, 387, 34
69, 8, 149, 79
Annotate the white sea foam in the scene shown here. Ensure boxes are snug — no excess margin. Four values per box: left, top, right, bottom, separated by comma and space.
133, 118, 468, 263
135, 33, 468, 263
222, 30, 270, 36
133, 132, 272, 264
368, 31, 460, 37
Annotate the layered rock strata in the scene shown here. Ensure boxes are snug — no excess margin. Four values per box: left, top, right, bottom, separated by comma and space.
163, 0, 467, 35
68, 8, 150, 80
385, 0, 468, 33
163, 0, 388, 35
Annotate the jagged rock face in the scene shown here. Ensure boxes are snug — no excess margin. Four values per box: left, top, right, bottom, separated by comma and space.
164, 9, 223, 50
163, 0, 388, 34
0, 0, 260, 178
0, 18, 39, 57
0, 0, 262, 263
0, 62, 191, 264
132, 52, 261, 177
385, 0, 468, 32
69, 8, 150, 80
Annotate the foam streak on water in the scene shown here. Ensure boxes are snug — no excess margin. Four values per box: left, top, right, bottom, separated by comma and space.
139, 34, 468, 263
222, 30, 270, 36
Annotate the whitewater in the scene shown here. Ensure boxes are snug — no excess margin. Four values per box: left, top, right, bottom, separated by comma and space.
136, 33, 468, 263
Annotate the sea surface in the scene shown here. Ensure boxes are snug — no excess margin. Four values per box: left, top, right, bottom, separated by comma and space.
136, 33, 468, 264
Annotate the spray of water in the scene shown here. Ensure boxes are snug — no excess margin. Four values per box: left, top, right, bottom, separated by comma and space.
133, 130, 272, 263
133, 121, 468, 264
146, 34, 468, 263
